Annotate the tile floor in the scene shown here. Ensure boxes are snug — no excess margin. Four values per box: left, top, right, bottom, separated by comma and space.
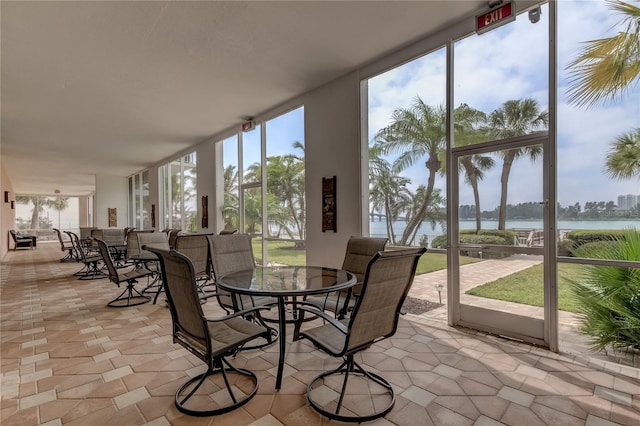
1, 243, 640, 425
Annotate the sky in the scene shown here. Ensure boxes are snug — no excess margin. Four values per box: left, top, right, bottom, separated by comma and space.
368, 0, 639, 210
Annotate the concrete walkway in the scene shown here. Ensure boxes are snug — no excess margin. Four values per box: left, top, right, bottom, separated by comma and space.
407, 254, 640, 371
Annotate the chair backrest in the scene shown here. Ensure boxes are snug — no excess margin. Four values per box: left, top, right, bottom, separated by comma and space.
146, 247, 209, 361
341, 236, 389, 283
9, 230, 18, 243
208, 234, 255, 279
79, 227, 98, 240
126, 230, 154, 259
53, 228, 68, 248
95, 238, 119, 284
102, 228, 126, 246
345, 247, 425, 354
168, 229, 181, 249
174, 234, 212, 278
65, 231, 82, 260
90, 229, 103, 248
138, 232, 170, 256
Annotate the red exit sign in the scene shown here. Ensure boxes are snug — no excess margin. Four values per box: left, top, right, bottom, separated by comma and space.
476, 2, 516, 34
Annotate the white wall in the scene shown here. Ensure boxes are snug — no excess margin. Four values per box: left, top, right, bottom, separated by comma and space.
196, 141, 216, 233
0, 163, 16, 258
304, 72, 363, 269
94, 174, 128, 228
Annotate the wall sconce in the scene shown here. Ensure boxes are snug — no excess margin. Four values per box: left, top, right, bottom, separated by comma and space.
4, 191, 9, 203
11, 201, 15, 210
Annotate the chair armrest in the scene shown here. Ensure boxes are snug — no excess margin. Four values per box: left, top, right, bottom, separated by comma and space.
205, 304, 272, 323
296, 305, 348, 335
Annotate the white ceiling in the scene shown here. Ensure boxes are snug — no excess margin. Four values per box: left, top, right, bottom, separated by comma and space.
1, 0, 485, 196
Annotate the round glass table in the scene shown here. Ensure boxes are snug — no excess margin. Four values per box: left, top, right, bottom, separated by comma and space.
216, 265, 356, 390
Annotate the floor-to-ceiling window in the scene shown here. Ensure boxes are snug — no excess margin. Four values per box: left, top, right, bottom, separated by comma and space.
362, 0, 640, 353
160, 152, 197, 232
555, 0, 640, 355
14, 195, 81, 239
219, 106, 305, 266
366, 48, 447, 248
128, 170, 150, 229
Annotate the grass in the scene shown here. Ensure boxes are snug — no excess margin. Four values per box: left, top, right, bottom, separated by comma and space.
253, 239, 481, 272
466, 263, 584, 313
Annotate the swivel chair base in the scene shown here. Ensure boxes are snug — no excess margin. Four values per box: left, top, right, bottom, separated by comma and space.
108, 284, 151, 307
175, 357, 258, 416
306, 355, 395, 423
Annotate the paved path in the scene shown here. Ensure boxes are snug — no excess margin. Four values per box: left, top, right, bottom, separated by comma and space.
407, 254, 640, 369
408, 254, 543, 320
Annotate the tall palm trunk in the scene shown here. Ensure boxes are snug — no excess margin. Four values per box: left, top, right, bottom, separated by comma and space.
460, 157, 483, 232
498, 149, 518, 230
384, 199, 396, 245
400, 156, 439, 245
471, 179, 482, 232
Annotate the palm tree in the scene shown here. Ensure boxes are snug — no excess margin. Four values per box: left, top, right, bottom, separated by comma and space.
486, 99, 548, 230
605, 128, 640, 179
565, 0, 640, 108
375, 96, 446, 245
15, 195, 50, 231
566, 1, 640, 185
49, 197, 70, 230
369, 145, 413, 245
451, 103, 494, 232
265, 141, 306, 247
222, 165, 240, 229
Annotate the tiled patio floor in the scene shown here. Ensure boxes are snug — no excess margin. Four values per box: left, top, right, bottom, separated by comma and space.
1, 244, 640, 425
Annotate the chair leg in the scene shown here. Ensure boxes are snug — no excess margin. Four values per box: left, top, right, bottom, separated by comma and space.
107, 282, 150, 307
174, 356, 259, 416
60, 248, 75, 262
78, 261, 107, 280
306, 354, 395, 423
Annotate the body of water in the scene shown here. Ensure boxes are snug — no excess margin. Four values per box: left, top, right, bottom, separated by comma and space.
370, 219, 640, 247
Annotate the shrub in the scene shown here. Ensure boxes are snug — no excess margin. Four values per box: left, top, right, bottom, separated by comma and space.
431, 232, 512, 258
565, 230, 626, 249
569, 227, 640, 351
557, 239, 575, 256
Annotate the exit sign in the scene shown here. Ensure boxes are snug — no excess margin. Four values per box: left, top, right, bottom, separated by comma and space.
476, 2, 516, 34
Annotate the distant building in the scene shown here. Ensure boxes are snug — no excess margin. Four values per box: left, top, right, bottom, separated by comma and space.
617, 194, 640, 211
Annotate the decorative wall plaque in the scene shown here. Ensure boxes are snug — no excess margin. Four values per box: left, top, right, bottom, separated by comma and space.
108, 208, 117, 227
322, 176, 336, 232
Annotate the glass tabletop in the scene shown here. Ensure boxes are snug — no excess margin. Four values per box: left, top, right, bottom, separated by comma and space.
216, 266, 356, 297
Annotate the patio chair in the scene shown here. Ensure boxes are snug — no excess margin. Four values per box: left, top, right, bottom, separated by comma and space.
293, 247, 426, 423
305, 236, 388, 318
9, 230, 34, 250
66, 231, 105, 280
174, 233, 214, 297
208, 233, 278, 348
53, 228, 77, 262
145, 246, 270, 416
95, 238, 152, 307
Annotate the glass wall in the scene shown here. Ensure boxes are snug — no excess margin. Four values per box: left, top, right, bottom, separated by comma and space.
160, 152, 197, 232
362, 0, 640, 351
219, 106, 305, 265
557, 0, 640, 254
14, 195, 80, 240
366, 48, 447, 247
128, 170, 150, 229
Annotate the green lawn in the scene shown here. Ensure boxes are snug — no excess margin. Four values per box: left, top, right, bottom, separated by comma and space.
466, 263, 584, 313
253, 240, 481, 272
